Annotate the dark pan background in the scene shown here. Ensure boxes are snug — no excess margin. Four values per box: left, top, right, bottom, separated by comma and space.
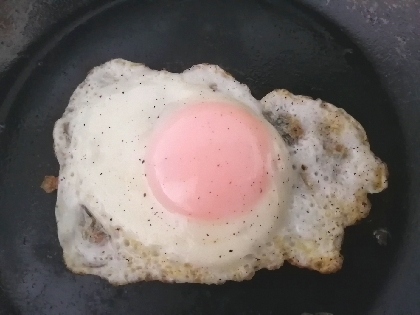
0, 1, 419, 315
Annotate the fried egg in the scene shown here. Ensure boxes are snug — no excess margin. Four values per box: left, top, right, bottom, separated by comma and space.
53, 59, 387, 284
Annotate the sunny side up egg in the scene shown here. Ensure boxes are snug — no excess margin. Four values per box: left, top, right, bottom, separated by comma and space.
53, 59, 388, 284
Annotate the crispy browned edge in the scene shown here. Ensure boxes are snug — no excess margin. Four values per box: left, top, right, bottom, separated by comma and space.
41, 175, 58, 193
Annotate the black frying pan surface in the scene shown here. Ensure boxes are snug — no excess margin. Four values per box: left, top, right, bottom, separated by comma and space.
0, 0, 417, 314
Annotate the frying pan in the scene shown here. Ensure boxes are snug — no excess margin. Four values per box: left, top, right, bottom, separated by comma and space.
0, 0, 419, 314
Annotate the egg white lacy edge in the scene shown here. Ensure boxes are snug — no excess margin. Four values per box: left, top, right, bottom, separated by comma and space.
262, 89, 388, 273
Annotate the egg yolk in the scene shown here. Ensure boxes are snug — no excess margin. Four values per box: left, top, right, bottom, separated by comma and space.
145, 101, 272, 220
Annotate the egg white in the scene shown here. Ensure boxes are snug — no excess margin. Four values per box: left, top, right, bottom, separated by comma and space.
53, 59, 387, 284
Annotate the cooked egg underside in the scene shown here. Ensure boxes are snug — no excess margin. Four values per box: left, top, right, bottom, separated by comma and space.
54, 59, 387, 284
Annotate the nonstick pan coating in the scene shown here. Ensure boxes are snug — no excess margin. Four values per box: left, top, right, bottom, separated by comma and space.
0, 1, 419, 314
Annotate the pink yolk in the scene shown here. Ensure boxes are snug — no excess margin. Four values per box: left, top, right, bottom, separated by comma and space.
145, 101, 272, 220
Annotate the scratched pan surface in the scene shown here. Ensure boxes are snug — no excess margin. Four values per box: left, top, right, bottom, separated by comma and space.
0, 0, 418, 314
